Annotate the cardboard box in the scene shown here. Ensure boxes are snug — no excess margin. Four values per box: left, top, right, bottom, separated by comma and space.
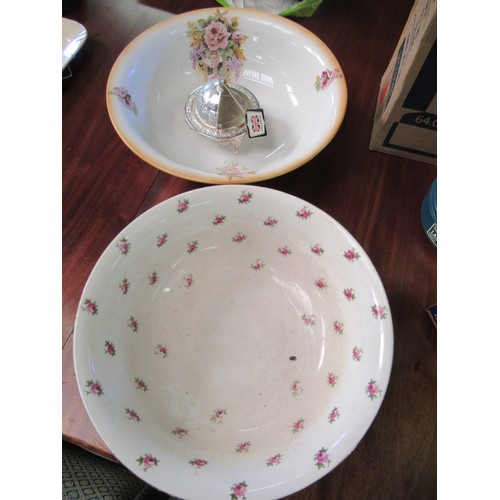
370, 0, 437, 164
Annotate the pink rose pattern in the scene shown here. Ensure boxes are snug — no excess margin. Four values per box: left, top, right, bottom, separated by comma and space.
315, 68, 343, 92
230, 481, 248, 500
136, 453, 159, 472
81, 188, 389, 480
188, 10, 248, 82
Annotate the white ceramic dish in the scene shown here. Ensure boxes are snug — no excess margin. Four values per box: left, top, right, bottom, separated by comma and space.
74, 185, 392, 499
106, 8, 347, 183
62, 18, 87, 69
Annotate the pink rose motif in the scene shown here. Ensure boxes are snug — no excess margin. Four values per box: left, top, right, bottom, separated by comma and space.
238, 190, 253, 204
290, 380, 302, 396
235, 441, 251, 453
128, 316, 139, 332
156, 233, 168, 247
266, 454, 282, 467
116, 237, 131, 255
126, 408, 141, 422
211, 408, 227, 424
186, 240, 198, 254
184, 274, 194, 288
328, 407, 340, 423
292, 418, 305, 433
177, 198, 190, 213
83, 298, 98, 315
327, 373, 338, 387
204, 20, 230, 51
85, 380, 103, 396
333, 320, 344, 334
366, 379, 382, 400
296, 206, 313, 220
314, 278, 327, 290
134, 378, 148, 391
301, 313, 316, 326
104, 340, 115, 356
371, 305, 388, 319
230, 481, 248, 500
250, 259, 264, 271
155, 344, 168, 358
263, 216, 278, 227
344, 247, 360, 261
314, 447, 331, 469
232, 232, 247, 243
189, 458, 208, 469
171, 427, 188, 438
315, 68, 343, 92
213, 214, 226, 225
119, 278, 130, 294
343, 288, 356, 301
352, 346, 363, 362
136, 453, 159, 472
278, 246, 292, 256
148, 271, 158, 285
310, 243, 324, 255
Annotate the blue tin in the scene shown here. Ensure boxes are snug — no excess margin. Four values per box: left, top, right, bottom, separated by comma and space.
421, 178, 437, 248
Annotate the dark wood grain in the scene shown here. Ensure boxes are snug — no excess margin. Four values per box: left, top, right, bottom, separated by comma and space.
62, 1, 436, 498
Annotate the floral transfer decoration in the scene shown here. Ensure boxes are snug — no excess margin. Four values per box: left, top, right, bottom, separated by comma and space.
177, 198, 190, 213
82, 298, 98, 315
171, 427, 188, 439
184, 274, 194, 288
188, 10, 247, 82
189, 458, 208, 469
310, 243, 324, 256
117, 237, 131, 255
266, 454, 282, 467
235, 441, 251, 453
263, 216, 278, 227
187, 240, 199, 254
155, 344, 168, 358
366, 379, 382, 400
327, 373, 338, 387
314, 447, 331, 469
238, 190, 253, 204
211, 408, 227, 424
301, 313, 316, 326
85, 380, 103, 396
344, 247, 360, 262
119, 278, 130, 295
126, 408, 141, 422
230, 481, 248, 500
128, 316, 139, 332
371, 305, 388, 319
290, 379, 303, 397
343, 288, 356, 301
296, 206, 313, 220
292, 418, 305, 433
250, 259, 264, 271
333, 320, 344, 334
104, 340, 116, 356
216, 161, 256, 180
213, 214, 226, 226
352, 346, 363, 362
109, 87, 138, 115
314, 68, 343, 92
314, 278, 327, 290
156, 233, 168, 247
136, 453, 159, 472
148, 271, 158, 286
134, 378, 148, 391
328, 407, 340, 423
278, 245, 292, 256
232, 232, 247, 243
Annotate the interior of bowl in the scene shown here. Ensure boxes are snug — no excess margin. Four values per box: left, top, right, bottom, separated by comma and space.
106, 8, 347, 183
74, 185, 392, 499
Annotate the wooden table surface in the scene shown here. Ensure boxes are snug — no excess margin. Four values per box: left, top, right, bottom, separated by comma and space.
62, 0, 437, 498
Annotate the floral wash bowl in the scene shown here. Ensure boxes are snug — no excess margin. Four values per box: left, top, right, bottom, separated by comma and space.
74, 185, 393, 499
106, 8, 347, 183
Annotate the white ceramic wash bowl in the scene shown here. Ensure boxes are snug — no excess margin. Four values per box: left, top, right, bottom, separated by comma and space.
62, 18, 87, 69
74, 185, 392, 499
106, 8, 347, 183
